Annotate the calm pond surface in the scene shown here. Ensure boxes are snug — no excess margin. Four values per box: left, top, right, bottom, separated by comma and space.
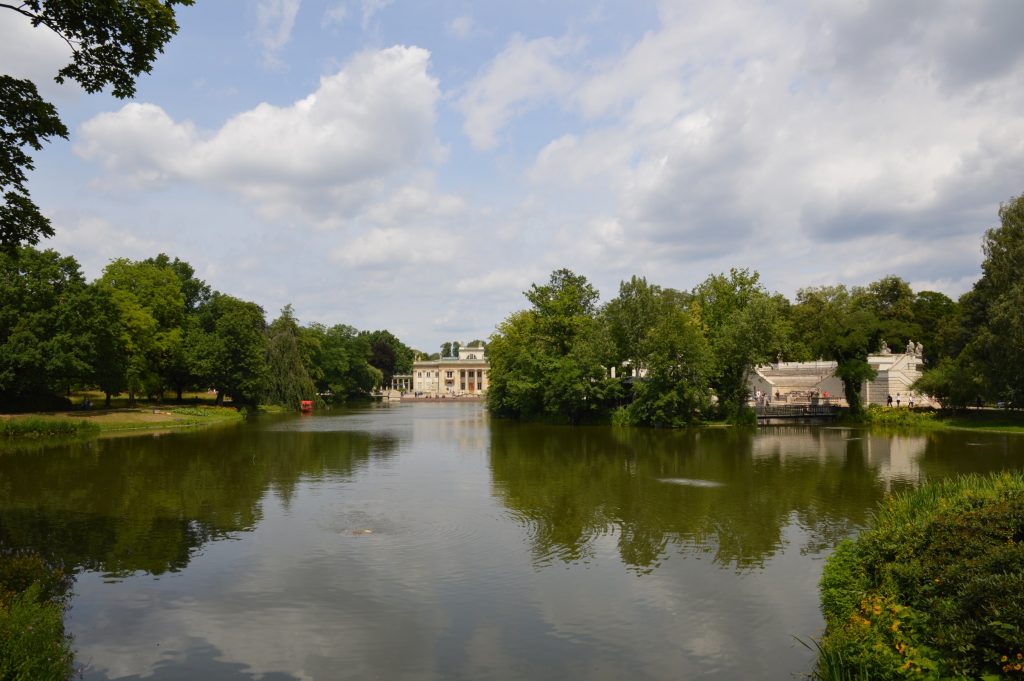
2, 403, 1024, 680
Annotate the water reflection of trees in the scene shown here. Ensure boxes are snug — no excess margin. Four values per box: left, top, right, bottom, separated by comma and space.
0, 425, 396, 577
489, 423, 895, 570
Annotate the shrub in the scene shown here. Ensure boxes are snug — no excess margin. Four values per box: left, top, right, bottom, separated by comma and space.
0, 550, 75, 681
0, 551, 73, 607
815, 473, 1024, 680
728, 406, 757, 426
846, 405, 940, 429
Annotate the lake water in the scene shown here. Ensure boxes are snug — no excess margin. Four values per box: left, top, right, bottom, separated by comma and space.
2, 403, 1023, 680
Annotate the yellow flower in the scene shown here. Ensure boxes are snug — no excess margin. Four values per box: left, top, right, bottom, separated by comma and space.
890, 621, 901, 632
1003, 656, 1010, 662
872, 604, 882, 615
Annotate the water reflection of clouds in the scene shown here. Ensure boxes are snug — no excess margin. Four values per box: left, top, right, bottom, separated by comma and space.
58, 411, 1019, 681
524, 525, 821, 679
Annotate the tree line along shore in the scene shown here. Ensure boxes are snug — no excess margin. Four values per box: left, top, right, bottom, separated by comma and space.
485, 193, 1023, 426
0, 250, 420, 419
2, 192, 1022, 433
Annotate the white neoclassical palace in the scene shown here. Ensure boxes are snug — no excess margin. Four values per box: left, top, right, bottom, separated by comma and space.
393, 344, 490, 397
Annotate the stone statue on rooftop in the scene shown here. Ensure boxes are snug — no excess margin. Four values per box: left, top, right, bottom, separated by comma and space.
915, 341, 923, 356
880, 340, 891, 355
906, 339, 915, 354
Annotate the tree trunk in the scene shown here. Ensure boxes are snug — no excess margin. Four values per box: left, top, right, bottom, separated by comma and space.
216, 390, 224, 407
104, 392, 111, 408
842, 376, 863, 416
128, 390, 135, 407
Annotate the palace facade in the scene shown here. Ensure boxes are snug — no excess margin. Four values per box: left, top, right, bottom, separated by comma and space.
403, 344, 489, 396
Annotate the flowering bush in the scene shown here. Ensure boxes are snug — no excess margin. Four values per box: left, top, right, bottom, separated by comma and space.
816, 472, 1024, 680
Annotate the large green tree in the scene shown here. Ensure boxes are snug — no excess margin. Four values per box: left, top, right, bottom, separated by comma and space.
0, 246, 95, 408
977, 193, 1024, 404
859, 275, 919, 351
1, 0, 193, 248
97, 258, 185, 404
932, 193, 1024, 406
603, 275, 665, 372
262, 306, 317, 408
360, 329, 413, 386
911, 290, 958, 367
790, 285, 878, 415
624, 303, 714, 427
488, 269, 617, 423
302, 323, 380, 400
188, 294, 267, 406
602, 276, 711, 426
693, 269, 789, 420
144, 253, 210, 399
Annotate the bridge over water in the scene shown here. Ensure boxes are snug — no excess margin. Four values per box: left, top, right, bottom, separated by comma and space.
754, 404, 841, 423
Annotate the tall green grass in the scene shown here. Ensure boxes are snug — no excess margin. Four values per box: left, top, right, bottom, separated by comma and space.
0, 550, 75, 681
0, 418, 99, 439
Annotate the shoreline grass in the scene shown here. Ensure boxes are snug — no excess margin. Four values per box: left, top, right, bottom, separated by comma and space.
841, 405, 1024, 435
0, 417, 100, 439
0, 405, 245, 445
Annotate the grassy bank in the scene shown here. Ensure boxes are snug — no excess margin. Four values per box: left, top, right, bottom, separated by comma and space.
815, 472, 1024, 680
0, 405, 244, 443
844, 405, 1024, 434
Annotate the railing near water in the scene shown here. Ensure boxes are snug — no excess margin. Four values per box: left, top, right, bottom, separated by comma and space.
754, 404, 839, 419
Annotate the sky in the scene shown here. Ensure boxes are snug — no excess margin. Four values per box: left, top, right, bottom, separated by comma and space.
3, 0, 1024, 352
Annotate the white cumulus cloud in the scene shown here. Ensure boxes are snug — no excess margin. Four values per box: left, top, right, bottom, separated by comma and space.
76, 46, 442, 227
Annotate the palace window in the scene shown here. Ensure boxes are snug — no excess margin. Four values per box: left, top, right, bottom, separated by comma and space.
446, 371, 453, 379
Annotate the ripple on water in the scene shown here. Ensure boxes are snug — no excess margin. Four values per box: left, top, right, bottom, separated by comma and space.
657, 478, 725, 488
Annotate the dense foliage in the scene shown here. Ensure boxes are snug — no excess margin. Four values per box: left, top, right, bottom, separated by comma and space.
0, 247, 413, 411
487, 194, 1023, 425
1, 0, 193, 249
487, 269, 619, 423
915, 193, 1024, 410
816, 473, 1024, 680
485, 264, 950, 425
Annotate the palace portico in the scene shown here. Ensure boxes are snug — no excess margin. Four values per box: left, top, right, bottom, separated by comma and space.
409, 344, 489, 397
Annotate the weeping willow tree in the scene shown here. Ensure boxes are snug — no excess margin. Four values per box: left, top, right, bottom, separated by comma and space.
262, 305, 316, 409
